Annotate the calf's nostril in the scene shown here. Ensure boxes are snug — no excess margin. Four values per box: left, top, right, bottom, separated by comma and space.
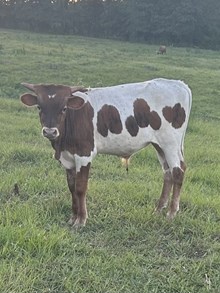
42, 127, 59, 139
52, 129, 57, 135
42, 128, 48, 136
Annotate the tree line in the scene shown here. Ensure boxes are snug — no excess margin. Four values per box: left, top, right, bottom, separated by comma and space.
0, 0, 220, 49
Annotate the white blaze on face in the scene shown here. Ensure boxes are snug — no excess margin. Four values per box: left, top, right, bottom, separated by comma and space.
59, 150, 96, 172
48, 94, 56, 99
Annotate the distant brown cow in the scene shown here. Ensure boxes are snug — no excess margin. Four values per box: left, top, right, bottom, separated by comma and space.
157, 45, 166, 54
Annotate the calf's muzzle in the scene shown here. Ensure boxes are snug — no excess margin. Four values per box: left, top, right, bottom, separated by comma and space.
42, 127, 59, 140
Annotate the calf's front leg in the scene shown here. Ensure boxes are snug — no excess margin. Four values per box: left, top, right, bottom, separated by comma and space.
66, 163, 90, 228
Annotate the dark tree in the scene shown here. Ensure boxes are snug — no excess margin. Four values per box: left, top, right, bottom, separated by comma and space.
0, 0, 220, 49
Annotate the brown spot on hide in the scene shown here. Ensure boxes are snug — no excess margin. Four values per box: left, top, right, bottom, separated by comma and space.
97, 105, 123, 137
125, 116, 139, 136
133, 98, 161, 130
163, 103, 186, 128
66, 102, 94, 157
53, 102, 95, 158
134, 99, 150, 128
149, 111, 162, 130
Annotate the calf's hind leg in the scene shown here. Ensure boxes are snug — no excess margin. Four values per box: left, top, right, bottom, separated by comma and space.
152, 143, 173, 212
167, 161, 186, 219
157, 170, 173, 212
163, 147, 186, 219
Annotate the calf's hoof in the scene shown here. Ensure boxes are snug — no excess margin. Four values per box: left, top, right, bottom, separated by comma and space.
166, 209, 178, 220
68, 216, 87, 228
155, 202, 168, 214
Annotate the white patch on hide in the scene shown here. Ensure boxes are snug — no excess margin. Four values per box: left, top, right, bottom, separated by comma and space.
59, 150, 96, 172
74, 151, 96, 172
59, 151, 75, 169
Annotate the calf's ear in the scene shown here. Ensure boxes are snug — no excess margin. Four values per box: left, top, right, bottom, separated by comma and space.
20, 93, 38, 106
67, 95, 85, 110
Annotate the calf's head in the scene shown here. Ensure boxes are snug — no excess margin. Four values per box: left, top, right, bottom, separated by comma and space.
20, 83, 87, 140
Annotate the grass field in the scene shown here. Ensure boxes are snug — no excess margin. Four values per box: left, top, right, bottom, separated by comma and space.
0, 29, 220, 293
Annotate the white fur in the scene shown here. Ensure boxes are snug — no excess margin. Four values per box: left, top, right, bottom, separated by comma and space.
88, 79, 191, 161
59, 151, 75, 170
48, 94, 56, 99
59, 150, 96, 172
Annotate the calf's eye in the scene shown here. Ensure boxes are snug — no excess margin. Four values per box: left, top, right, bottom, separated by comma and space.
62, 106, 67, 113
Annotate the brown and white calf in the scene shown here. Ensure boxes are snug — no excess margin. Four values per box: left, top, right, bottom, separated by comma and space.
20, 78, 192, 227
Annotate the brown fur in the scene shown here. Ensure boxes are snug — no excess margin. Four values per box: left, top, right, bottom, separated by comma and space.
133, 99, 161, 130
125, 115, 139, 136
162, 103, 186, 129
97, 104, 123, 137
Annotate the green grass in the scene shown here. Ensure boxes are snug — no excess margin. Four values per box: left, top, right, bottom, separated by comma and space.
0, 29, 220, 293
